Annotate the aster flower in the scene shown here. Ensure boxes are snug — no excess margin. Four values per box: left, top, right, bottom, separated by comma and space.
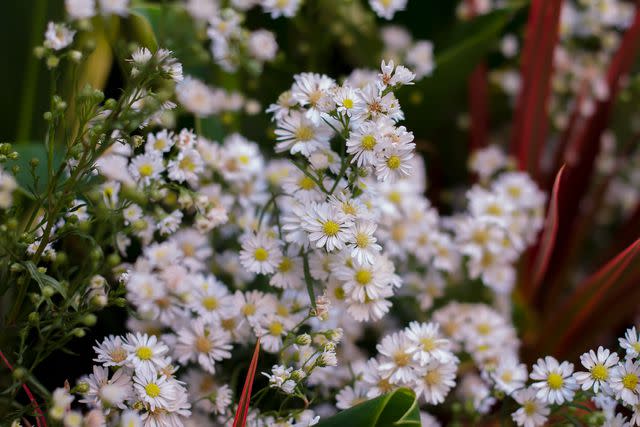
511, 387, 550, 427
611, 359, 640, 405
175, 319, 233, 373
405, 321, 453, 365
123, 333, 170, 375
530, 356, 577, 404
303, 203, 353, 252
414, 359, 458, 404
239, 232, 283, 275
274, 111, 332, 157
132, 370, 176, 411
574, 346, 619, 393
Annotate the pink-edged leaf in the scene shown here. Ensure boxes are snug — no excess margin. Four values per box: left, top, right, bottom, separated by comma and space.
510, 0, 563, 179
528, 165, 565, 298
548, 238, 640, 354
0, 349, 47, 427
233, 338, 261, 427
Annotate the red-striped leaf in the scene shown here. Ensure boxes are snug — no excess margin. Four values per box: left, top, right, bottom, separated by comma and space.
527, 165, 565, 299
510, 0, 563, 179
0, 349, 47, 427
233, 338, 261, 427
547, 239, 640, 354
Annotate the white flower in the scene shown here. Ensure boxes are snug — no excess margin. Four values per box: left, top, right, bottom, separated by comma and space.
93, 335, 129, 367
347, 120, 383, 167
369, 0, 407, 20
176, 76, 217, 116
248, 30, 278, 62
262, 0, 302, 18
345, 220, 382, 265
511, 387, 550, 427
132, 370, 176, 411
128, 153, 164, 186
119, 410, 143, 427
574, 346, 619, 393
168, 148, 204, 183
378, 60, 415, 88
98, 0, 129, 16
80, 365, 132, 409
145, 129, 174, 154
611, 359, 640, 405
530, 356, 577, 404
414, 359, 458, 404
239, 232, 283, 275
291, 72, 335, 124
275, 111, 332, 157
376, 331, 416, 384
333, 86, 363, 119
303, 203, 353, 252
65, 0, 96, 19
406, 41, 435, 79
123, 333, 170, 374
375, 145, 413, 182
336, 383, 368, 409
269, 246, 304, 289
620, 326, 640, 359
44, 22, 75, 51
492, 356, 528, 395
405, 321, 453, 365
175, 318, 233, 373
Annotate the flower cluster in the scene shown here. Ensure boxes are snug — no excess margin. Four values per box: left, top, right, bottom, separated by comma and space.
380, 26, 435, 80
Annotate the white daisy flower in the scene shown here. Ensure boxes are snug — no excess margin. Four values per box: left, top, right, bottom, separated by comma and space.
405, 321, 453, 365
574, 346, 619, 393
44, 22, 76, 51
303, 203, 353, 252
511, 387, 550, 427
376, 331, 416, 384
291, 72, 336, 124
336, 383, 368, 409
347, 120, 383, 167
175, 318, 233, 374
611, 359, 640, 405
93, 335, 129, 367
123, 333, 170, 375
274, 111, 332, 157
414, 359, 458, 404
167, 147, 203, 184
530, 356, 577, 404
375, 145, 413, 182
262, 0, 302, 18
80, 365, 132, 409
491, 356, 528, 395
145, 129, 174, 154
345, 220, 382, 265
269, 246, 304, 290
128, 153, 164, 186
132, 370, 176, 411
239, 232, 283, 275
620, 326, 640, 359
369, 0, 407, 20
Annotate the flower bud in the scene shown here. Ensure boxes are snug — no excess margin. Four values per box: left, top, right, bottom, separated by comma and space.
81, 314, 97, 326
71, 328, 85, 338
42, 285, 55, 298
295, 334, 312, 346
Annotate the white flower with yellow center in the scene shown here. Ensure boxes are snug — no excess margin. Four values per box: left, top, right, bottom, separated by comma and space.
304, 203, 353, 252
405, 321, 453, 365
239, 232, 283, 275
145, 129, 174, 154
511, 387, 550, 427
574, 346, 619, 393
334, 85, 363, 119
123, 333, 170, 375
530, 356, 577, 404
93, 335, 129, 367
345, 221, 382, 265
336, 383, 369, 409
347, 120, 382, 167
611, 359, 640, 405
189, 275, 233, 322
290, 72, 335, 124
491, 356, 528, 395
619, 326, 640, 359
175, 318, 233, 374
274, 111, 332, 157
132, 370, 176, 411
376, 331, 416, 384
128, 153, 164, 187
414, 359, 458, 404
369, 0, 408, 20
375, 145, 414, 182
255, 314, 293, 353
168, 147, 204, 184
270, 247, 304, 290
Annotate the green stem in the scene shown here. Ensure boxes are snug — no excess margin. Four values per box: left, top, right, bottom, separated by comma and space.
302, 252, 317, 310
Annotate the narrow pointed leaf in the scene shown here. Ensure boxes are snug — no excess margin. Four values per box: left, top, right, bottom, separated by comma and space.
233, 338, 261, 427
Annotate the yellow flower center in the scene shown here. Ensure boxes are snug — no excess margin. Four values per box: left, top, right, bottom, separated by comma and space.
111, 347, 127, 363
145, 383, 161, 398
343, 98, 354, 109
388, 191, 401, 204
501, 371, 513, 383
547, 373, 564, 390
623, 373, 639, 390
242, 304, 256, 316
424, 370, 441, 385
476, 323, 491, 335
179, 156, 196, 171
334, 286, 346, 300
298, 176, 316, 190
394, 351, 411, 366
269, 321, 284, 336
238, 155, 250, 165
295, 125, 314, 141
591, 364, 608, 381
254, 247, 269, 262
195, 335, 212, 353
322, 220, 340, 237
278, 257, 293, 273
486, 203, 503, 216
523, 401, 537, 415
355, 269, 372, 285
202, 296, 219, 311
420, 337, 436, 351
136, 346, 153, 360
153, 138, 167, 150
355, 232, 370, 248
508, 186, 522, 198
387, 155, 401, 170
138, 164, 153, 177
633, 342, 640, 352
361, 135, 377, 150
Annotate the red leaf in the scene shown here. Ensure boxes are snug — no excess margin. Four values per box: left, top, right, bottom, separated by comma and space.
548, 238, 640, 354
0, 349, 47, 427
233, 338, 261, 427
527, 165, 565, 299
510, 0, 563, 179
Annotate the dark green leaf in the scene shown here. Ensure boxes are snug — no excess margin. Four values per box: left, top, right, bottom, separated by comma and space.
10, 142, 64, 194
23, 261, 68, 298
317, 388, 421, 427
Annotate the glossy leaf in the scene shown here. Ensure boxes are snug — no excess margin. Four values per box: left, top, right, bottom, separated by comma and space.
317, 388, 421, 427
233, 338, 261, 427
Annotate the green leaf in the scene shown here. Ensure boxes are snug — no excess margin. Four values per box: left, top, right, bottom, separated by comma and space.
23, 261, 68, 299
317, 388, 421, 427
10, 142, 64, 193
124, 6, 160, 51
